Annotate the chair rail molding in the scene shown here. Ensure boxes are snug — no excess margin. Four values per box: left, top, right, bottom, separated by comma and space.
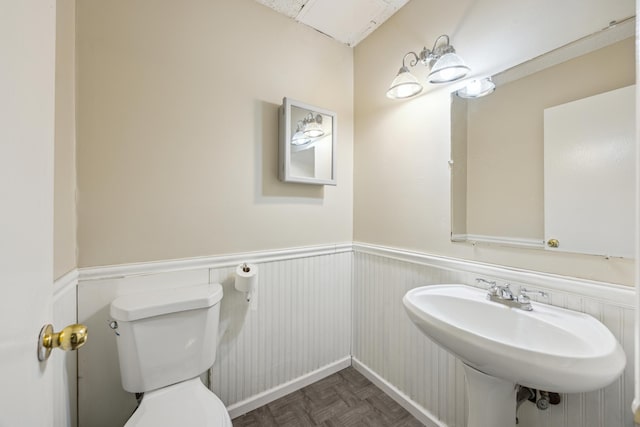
352, 242, 634, 308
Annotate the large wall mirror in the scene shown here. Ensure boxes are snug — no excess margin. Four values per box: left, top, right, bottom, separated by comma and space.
450, 17, 636, 258
279, 97, 337, 185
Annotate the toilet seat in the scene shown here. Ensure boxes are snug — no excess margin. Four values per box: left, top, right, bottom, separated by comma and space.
124, 377, 232, 427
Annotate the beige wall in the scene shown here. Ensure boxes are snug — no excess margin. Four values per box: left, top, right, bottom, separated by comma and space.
54, 0, 77, 279
450, 96, 468, 237
354, 0, 635, 285
70, 0, 635, 284
76, 0, 353, 267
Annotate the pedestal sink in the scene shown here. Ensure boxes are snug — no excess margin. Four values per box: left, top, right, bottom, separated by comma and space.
402, 284, 626, 427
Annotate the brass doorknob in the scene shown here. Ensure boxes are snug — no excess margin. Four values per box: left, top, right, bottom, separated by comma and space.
547, 239, 560, 248
37, 323, 88, 361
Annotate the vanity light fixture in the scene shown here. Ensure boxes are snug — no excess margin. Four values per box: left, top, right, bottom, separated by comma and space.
386, 34, 471, 100
456, 77, 496, 99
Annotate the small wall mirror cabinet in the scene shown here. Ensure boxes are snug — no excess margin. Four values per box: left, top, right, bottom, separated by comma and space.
279, 97, 337, 185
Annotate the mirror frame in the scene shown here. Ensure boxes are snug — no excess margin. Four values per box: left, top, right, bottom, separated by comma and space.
278, 97, 337, 186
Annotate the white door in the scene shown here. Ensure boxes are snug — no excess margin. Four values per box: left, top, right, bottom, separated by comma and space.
0, 1, 57, 425
544, 85, 636, 258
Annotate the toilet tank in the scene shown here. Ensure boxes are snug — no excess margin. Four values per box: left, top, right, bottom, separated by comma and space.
110, 283, 223, 393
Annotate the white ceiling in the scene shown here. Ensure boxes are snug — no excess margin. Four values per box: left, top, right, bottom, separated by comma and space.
253, 0, 410, 46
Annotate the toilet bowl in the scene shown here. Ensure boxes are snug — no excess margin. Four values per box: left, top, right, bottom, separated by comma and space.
124, 378, 231, 427
110, 283, 232, 427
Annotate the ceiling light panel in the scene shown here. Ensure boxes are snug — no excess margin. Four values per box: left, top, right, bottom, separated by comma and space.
254, 0, 309, 18
297, 0, 387, 46
254, 0, 409, 46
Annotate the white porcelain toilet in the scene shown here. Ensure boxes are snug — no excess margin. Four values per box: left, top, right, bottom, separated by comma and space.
110, 283, 232, 427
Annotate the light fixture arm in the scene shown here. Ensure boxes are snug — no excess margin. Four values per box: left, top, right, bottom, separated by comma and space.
431, 34, 452, 53
400, 35, 457, 70
419, 34, 456, 66
402, 51, 421, 68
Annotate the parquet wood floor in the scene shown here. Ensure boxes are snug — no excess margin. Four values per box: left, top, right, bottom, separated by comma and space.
232, 367, 424, 426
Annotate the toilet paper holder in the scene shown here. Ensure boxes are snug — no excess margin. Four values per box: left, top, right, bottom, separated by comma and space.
235, 262, 258, 302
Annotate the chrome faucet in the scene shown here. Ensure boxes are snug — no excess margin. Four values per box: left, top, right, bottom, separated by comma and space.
497, 284, 514, 299
487, 283, 533, 310
476, 278, 547, 311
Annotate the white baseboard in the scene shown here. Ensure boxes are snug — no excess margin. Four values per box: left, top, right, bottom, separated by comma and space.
352, 357, 449, 427
226, 356, 352, 419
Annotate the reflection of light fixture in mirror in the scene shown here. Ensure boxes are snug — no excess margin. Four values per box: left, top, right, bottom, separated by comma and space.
387, 34, 470, 99
291, 120, 313, 146
302, 112, 324, 138
456, 77, 496, 99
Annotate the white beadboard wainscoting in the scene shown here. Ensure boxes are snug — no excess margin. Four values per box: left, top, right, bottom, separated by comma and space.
76, 244, 352, 427
53, 270, 79, 427
56, 242, 635, 427
352, 243, 635, 427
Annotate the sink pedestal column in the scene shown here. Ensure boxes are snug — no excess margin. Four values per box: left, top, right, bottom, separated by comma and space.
463, 364, 516, 427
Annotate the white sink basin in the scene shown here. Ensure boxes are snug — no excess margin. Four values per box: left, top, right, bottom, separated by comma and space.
403, 284, 626, 394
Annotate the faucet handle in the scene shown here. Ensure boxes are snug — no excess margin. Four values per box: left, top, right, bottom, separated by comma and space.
520, 288, 549, 299
476, 278, 497, 287
476, 278, 498, 295
517, 294, 531, 304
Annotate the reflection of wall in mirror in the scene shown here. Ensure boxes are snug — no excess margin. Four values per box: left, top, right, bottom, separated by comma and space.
454, 36, 635, 244
291, 147, 315, 178
450, 97, 468, 237
314, 131, 332, 180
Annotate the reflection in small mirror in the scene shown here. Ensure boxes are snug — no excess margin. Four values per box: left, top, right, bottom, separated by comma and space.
279, 98, 337, 185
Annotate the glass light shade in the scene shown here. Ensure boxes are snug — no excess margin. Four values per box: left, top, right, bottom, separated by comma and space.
291, 130, 313, 146
303, 123, 324, 138
456, 78, 495, 98
302, 113, 324, 138
428, 52, 471, 83
386, 66, 423, 99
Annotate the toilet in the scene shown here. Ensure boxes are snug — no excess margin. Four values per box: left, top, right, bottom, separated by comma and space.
110, 283, 232, 427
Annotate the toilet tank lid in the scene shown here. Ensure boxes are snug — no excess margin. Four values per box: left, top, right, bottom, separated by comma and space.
110, 283, 223, 321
